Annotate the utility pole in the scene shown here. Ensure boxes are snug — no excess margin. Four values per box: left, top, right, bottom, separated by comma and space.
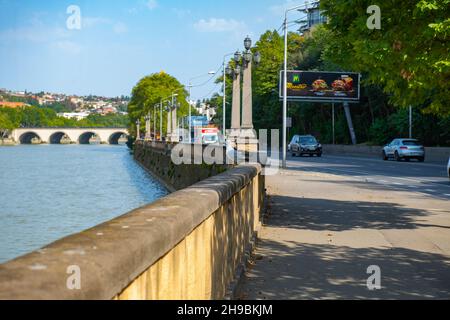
223, 59, 227, 137
188, 84, 192, 143
282, 2, 317, 167
282, 13, 288, 168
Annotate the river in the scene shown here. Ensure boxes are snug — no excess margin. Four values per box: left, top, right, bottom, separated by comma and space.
0, 145, 168, 264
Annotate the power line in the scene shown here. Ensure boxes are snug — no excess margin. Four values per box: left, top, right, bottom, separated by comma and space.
193, 82, 221, 102
189, 63, 223, 89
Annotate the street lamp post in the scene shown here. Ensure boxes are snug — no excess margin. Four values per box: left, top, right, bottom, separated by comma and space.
231, 51, 242, 137
241, 36, 260, 131
166, 102, 172, 141
144, 114, 151, 140
282, 3, 312, 168
222, 53, 234, 139
188, 71, 216, 143
171, 93, 179, 142
136, 119, 141, 140
231, 36, 261, 153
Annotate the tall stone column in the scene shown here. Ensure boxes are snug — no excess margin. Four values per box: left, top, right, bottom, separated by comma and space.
241, 60, 253, 129
166, 108, 172, 140
145, 115, 151, 140
171, 107, 179, 142
228, 68, 241, 148
136, 120, 141, 140
231, 70, 241, 131
237, 57, 258, 153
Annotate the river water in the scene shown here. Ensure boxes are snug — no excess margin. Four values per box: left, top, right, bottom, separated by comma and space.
0, 145, 168, 264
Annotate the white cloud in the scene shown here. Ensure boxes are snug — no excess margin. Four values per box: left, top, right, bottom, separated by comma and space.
146, 0, 158, 10
193, 18, 247, 33
53, 40, 82, 55
113, 22, 128, 34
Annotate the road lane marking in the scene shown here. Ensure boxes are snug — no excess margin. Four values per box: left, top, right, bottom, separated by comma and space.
317, 166, 449, 186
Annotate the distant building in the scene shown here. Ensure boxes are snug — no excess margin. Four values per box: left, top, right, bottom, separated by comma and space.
296, 1, 326, 33
57, 112, 90, 121
11, 91, 26, 97
100, 106, 117, 115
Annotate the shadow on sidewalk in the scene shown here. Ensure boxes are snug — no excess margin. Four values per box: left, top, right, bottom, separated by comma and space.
238, 194, 450, 299
240, 240, 450, 299
266, 195, 431, 232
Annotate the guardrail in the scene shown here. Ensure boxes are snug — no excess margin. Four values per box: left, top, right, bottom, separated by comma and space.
323, 144, 450, 164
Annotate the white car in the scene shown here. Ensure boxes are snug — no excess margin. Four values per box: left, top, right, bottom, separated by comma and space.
447, 157, 450, 181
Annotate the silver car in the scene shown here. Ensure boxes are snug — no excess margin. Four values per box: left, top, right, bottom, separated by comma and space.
382, 138, 425, 162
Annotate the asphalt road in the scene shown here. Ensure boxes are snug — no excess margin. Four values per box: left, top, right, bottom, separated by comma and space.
287, 154, 450, 201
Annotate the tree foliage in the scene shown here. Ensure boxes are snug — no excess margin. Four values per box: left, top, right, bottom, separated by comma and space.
234, 4, 449, 146
0, 106, 128, 133
128, 71, 189, 137
321, 0, 450, 116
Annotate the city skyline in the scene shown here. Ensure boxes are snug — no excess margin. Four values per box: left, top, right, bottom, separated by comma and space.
0, 0, 307, 99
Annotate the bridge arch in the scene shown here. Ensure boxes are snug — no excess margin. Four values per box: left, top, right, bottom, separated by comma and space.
19, 132, 42, 145
109, 131, 128, 145
78, 132, 99, 145
49, 132, 71, 144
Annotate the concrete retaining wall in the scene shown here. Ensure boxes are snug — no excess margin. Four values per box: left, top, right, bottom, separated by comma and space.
0, 159, 264, 299
323, 144, 450, 164
134, 141, 231, 191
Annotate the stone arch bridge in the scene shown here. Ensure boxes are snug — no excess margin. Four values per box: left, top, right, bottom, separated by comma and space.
11, 128, 129, 145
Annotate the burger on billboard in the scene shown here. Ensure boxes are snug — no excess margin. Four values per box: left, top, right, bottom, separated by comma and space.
280, 71, 361, 102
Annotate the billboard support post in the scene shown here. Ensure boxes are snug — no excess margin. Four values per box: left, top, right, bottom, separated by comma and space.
343, 102, 357, 145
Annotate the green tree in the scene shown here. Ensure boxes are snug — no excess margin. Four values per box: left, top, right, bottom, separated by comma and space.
128, 71, 189, 137
0, 112, 15, 138
321, 0, 450, 116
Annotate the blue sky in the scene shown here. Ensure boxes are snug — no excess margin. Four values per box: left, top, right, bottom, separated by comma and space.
0, 0, 306, 100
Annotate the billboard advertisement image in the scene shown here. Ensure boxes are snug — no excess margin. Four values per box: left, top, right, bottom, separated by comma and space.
280, 71, 361, 102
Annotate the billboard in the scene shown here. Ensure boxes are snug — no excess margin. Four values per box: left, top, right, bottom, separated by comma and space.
280, 71, 361, 103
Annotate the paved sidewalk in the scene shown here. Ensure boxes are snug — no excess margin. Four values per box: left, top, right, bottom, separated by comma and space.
238, 166, 450, 299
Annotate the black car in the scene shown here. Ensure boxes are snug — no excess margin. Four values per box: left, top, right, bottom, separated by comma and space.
289, 135, 322, 157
